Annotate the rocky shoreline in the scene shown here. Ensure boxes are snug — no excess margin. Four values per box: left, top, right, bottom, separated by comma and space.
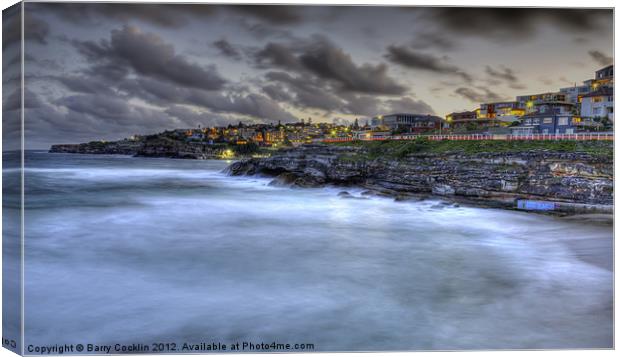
227, 144, 613, 215
50, 137, 238, 159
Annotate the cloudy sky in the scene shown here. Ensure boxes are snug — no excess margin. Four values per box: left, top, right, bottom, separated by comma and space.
2, 3, 614, 149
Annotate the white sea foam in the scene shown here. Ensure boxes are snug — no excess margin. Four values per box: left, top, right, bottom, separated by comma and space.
19, 152, 613, 351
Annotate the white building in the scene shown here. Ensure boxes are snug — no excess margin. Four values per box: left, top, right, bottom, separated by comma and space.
580, 87, 614, 122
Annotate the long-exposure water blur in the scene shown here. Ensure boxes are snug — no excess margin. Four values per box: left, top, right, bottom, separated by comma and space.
17, 152, 612, 351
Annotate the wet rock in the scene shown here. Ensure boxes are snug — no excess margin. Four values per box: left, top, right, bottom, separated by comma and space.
432, 184, 456, 196
227, 144, 613, 207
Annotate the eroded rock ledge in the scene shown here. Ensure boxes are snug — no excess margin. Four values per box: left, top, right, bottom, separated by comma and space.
227, 144, 613, 213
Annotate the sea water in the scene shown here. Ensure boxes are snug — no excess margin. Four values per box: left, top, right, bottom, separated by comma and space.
7, 151, 613, 351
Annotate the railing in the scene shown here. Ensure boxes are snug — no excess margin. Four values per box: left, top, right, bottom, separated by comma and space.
322, 133, 614, 143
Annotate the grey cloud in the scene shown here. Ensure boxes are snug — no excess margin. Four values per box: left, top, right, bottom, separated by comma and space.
33, 3, 304, 28
426, 8, 612, 40
264, 71, 343, 112
204, 92, 297, 122
340, 93, 383, 117
588, 50, 613, 66
21, 90, 184, 149
3, 10, 50, 49
213, 39, 242, 60
164, 106, 239, 128
454, 87, 506, 103
485, 65, 525, 89
3, 88, 44, 112
255, 43, 303, 70
53, 74, 118, 96
228, 5, 303, 25
118, 76, 297, 123
50, 30, 298, 125
263, 71, 433, 117
238, 20, 295, 40
56, 94, 133, 121
384, 97, 435, 115
73, 25, 226, 90
261, 84, 293, 102
299, 36, 406, 95
32, 3, 217, 28
538, 77, 554, 86
411, 32, 456, 51
385, 45, 472, 82
573, 37, 588, 44
256, 36, 406, 95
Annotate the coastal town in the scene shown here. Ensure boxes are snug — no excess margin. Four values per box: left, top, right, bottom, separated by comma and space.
123, 65, 614, 147
7, 4, 614, 353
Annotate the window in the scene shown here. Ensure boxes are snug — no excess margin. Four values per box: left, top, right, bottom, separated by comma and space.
558, 117, 568, 126
593, 108, 601, 115
543, 118, 553, 124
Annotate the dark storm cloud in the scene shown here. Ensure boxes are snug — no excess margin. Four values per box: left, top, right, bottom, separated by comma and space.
426, 8, 612, 40
20, 82, 285, 149
262, 71, 434, 117
261, 84, 293, 102
3, 12, 50, 49
201, 92, 297, 122
385, 45, 472, 82
164, 106, 237, 128
384, 97, 435, 115
251, 36, 439, 117
228, 5, 303, 25
485, 66, 525, 90
454, 87, 506, 103
265, 71, 374, 115
32, 3, 305, 28
53, 74, 118, 96
48, 24, 299, 125
212, 39, 242, 60
3, 88, 44, 112
56, 94, 134, 120
25, 13, 51, 45
299, 37, 406, 95
264, 71, 344, 112
115, 76, 297, 122
588, 50, 613, 66
339, 93, 385, 117
255, 35, 407, 95
31, 3, 217, 28
255, 43, 303, 70
17, 89, 188, 149
410, 32, 456, 51
73, 25, 226, 90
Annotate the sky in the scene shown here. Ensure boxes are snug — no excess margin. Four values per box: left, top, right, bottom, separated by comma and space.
1, 2, 614, 149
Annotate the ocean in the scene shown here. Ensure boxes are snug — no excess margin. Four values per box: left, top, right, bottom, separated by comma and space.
5, 151, 613, 351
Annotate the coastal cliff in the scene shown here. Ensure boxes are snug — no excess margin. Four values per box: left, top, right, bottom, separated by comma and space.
49, 139, 142, 155
50, 135, 242, 159
228, 142, 613, 211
